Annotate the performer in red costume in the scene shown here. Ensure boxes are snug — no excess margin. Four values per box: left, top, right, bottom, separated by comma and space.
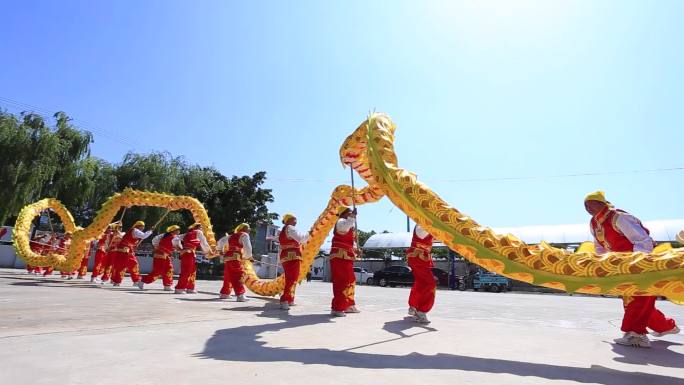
585, 190, 679, 348
57, 233, 74, 279
41, 234, 58, 276
329, 206, 359, 317
76, 241, 95, 279
216, 223, 252, 302
27, 233, 44, 275
99, 223, 123, 284
138, 225, 182, 291
406, 224, 435, 324
174, 223, 212, 294
278, 213, 310, 310
91, 223, 117, 282
110, 221, 152, 287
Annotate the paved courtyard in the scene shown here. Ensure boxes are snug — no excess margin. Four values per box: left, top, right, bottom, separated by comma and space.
1, 268, 683, 385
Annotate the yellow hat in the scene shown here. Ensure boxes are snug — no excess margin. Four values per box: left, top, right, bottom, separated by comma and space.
282, 213, 296, 224
109, 222, 121, 228
337, 206, 351, 216
166, 225, 180, 233
188, 222, 202, 229
584, 190, 607, 204
133, 220, 145, 228
234, 223, 250, 233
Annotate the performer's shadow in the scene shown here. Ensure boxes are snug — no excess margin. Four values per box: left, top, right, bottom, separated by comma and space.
10, 280, 99, 288
196, 311, 684, 385
609, 340, 684, 368
175, 295, 280, 303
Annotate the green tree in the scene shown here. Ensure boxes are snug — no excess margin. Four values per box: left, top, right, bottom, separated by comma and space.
0, 111, 91, 226
357, 229, 376, 248
1, 110, 277, 235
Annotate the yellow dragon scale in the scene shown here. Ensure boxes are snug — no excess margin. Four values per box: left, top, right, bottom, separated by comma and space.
14, 187, 383, 297
339, 113, 684, 304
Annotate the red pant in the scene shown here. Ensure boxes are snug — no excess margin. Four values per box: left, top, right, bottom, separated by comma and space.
621, 296, 677, 334
111, 251, 141, 284
408, 257, 436, 313
26, 265, 43, 274
222, 260, 245, 296
219, 261, 233, 296
142, 257, 174, 287
280, 259, 301, 304
175, 252, 197, 290
77, 255, 89, 278
99, 251, 115, 281
330, 258, 355, 312
91, 249, 107, 278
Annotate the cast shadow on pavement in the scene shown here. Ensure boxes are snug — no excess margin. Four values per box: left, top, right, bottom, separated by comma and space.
10, 280, 99, 288
609, 340, 684, 368
174, 294, 281, 303
196, 311, 684, 385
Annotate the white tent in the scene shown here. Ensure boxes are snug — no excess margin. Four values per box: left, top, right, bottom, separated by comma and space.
363, 219, 684, 248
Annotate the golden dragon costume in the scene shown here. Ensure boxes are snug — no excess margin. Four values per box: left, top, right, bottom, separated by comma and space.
13, 113, 684, 303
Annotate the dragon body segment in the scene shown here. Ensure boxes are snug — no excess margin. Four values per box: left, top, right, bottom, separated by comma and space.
340, 113, 684, 303
13, 187, 383, 297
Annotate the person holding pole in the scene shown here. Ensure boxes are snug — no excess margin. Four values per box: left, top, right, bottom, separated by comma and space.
175, 223, 212, 294
138, 225, 182, 291
407, 224, 435, 324
110, 221, 152, 287
216, 223, 252, 302
329, 206, 360, 317
278, 213, 310, 310
585, 190, 679, 347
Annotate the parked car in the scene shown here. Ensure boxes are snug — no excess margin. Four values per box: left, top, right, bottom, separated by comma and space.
353, 267, 374, 285
473, 272, 510, 293
431, 267, 449, 287
373, 265, 413, 287
373, 265, 450, 287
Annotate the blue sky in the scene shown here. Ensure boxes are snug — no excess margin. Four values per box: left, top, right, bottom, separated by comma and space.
2, 1, 683, 234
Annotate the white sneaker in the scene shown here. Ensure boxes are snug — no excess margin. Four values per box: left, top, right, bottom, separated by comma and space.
76, 276, 85, 280
408, 307, 417, 316
288, 302, 296, 307
236, 294, 248, 302
280, 302, 290, 310
100, 280, 108, 285
330, 310, 347, 317
163, 286, 172, 292
344, 306, 360, 313
614, 332, 651, 348
186, 289, 197, 294
651, 326, 680, 337
219, 294, 230, 299
136, 281, 144, 290
112, 283, 120, 287
174, 289, 186, 294
414, 311, 431, 324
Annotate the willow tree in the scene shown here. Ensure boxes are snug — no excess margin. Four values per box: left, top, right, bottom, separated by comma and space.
0, 111, 92, 226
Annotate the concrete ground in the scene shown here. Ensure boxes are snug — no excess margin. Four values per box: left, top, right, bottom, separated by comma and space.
1, 268, 683, 385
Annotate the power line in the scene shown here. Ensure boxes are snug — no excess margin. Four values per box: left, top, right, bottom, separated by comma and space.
267, 166, 684, 184
0, 96, 141, 150
3, 96, 682, 184
425, 167, 684, 183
